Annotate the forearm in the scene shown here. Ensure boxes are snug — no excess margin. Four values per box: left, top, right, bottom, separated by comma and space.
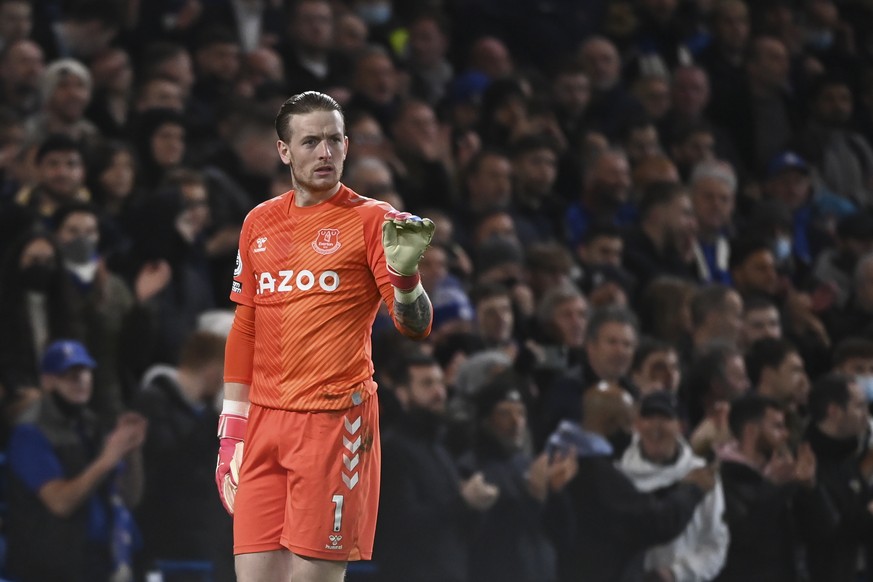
38, 456, 116, 518
392, 284, 433, 339
120, 449, 145, 508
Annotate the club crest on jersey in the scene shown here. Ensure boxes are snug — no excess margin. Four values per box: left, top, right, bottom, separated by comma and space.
312, 228, 341, 255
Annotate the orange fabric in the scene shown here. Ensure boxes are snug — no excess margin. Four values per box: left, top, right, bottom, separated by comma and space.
233, 400, 381, 561
224, 305, 255, 384
230, 185, 426, 411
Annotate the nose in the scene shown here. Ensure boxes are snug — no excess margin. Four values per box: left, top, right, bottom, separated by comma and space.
319, 140, 332, 160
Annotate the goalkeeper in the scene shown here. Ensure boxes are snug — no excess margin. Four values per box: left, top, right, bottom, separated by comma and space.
216, 91, 434, 582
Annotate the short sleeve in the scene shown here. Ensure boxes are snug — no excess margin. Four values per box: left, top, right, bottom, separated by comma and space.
230, 213, 256, 307
8, 424, 65, 492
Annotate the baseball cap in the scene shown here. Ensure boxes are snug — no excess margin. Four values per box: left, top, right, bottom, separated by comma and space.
41, 340, 97, 374
766, 151, 809, 179
475, 376, 525, 419
639, 391, 679, 419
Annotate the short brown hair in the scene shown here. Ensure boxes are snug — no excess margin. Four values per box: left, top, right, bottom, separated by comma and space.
275, 91, 343, 142
179, 331, 226, 370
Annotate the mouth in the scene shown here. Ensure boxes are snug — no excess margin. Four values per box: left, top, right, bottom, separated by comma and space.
314, 165, 334, 176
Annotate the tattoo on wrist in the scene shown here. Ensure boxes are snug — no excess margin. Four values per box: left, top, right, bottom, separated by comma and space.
395, 293, 431, 335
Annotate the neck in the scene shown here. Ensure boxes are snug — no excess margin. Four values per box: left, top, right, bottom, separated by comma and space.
294, 182, 341, 207
176, 368, 204, 404
816, 419, 843, 440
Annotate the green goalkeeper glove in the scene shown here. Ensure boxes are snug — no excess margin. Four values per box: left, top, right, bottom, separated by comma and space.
382, 211, 435, 290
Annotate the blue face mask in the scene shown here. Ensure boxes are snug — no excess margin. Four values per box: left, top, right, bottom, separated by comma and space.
774, 237, 792, 261
857, 376, 873, 403
356, 3, 392, 25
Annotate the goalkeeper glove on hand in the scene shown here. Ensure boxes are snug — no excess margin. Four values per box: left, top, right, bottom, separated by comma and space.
216, 402, 248, 515
381, 211, 435, 290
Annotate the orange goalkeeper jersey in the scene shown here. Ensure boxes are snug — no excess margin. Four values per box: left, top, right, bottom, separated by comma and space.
229, 185, 399, 411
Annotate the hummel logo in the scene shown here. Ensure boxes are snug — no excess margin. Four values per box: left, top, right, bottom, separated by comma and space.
326, 534, 343, 550
254, 236, 268, 253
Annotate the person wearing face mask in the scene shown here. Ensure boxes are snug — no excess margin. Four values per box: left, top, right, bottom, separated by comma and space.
546, 382, 716, 582
832, 337, 873, 410
51, 202, 138, 425
0, 231, 80, 430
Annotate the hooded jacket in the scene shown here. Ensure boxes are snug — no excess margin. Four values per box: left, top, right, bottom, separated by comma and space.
619, 435, 729, 582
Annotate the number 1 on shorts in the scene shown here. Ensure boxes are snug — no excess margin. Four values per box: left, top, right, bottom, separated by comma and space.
331, 494, 344, 532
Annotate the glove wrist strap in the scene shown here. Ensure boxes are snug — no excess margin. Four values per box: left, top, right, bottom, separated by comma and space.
387, 264, 420, 291
218, 414, 248, 440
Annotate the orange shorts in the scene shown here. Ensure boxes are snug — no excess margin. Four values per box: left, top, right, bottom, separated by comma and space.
233, 396, 380, 561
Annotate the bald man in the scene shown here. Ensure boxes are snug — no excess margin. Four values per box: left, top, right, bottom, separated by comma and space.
547, 383, 715, 582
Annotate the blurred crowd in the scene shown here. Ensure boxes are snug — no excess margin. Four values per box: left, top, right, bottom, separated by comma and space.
5, 0, 873, 580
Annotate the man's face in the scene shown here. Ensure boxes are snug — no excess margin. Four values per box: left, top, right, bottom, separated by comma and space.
671, 68, 710, 117
468, 154, 513, 212
48, 72, 91, 122
45, 365, 93, 405
626, 126, 661, 164
691, 176, 733, 234
742, 306, 782, 346
196, 42, 240, 83
57, 210, 99, 248
636, 414, 681, 463
634, 349, 682, 394
714, 1, 750, 52
418, 246, 448, 291
836, 381, 869, 438
837, 356, 873, 377
355, 53, 397, 105
151, 123, 185, 167
476, 294, 514, 344
277, 110, 348, 195
0, 1, 32, 45
293, 0, 333, 51
749, 38, 789, 88
403, 363, 447, 414
587, 152, 631, 206
39, 150, 85, 199
675, 131, 716, 168
769, 351, 810, 408
486, 399, 527, 449
757, 407, 788, 457
156, 52, 194, 95
765, 169, 811, 211
552, 296, 589, 348
815, 84, 854, 126
664, 193, 698, 251
733, 250, 780, 296
393, 103, 440, 156
137, 79, 184, 112
709, 290, 744, 344
408, 18, 446, 67
514, 147, 558, 198
580, 39, 620, 91
721, 354, 751, 399
635, 77, 671, 120
586, 322, 637, 382
0, 40, 43, 90
473, 212, 517, 246
553, 72, 590, 115
579, 235, 623, 267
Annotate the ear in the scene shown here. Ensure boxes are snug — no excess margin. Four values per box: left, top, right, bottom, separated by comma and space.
277, 139, 291, 165
343, 135, 349, 160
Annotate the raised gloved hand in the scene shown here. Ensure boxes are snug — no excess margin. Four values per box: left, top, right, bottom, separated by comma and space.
381, 211, 435, 290
215, 401, 248, 515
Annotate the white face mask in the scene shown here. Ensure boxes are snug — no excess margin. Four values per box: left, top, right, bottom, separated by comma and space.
774, 236, 792, 261
858, 375, 873, 403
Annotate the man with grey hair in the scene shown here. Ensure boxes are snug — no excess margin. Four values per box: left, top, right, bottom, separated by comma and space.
543, 306, 640, 436
26, 57, 98, 143
690, 159, 737, 284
